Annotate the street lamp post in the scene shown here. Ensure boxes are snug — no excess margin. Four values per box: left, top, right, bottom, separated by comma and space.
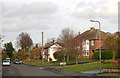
29, 47, 30, 64
90, 20, 101, 73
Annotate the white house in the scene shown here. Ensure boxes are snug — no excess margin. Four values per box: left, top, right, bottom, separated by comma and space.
47, 43, 62, 61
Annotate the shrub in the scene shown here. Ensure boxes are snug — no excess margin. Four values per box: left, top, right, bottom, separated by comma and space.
2, 53, 8, 62
101, 60, 104, 63
116, 50, 120, 58
53, 51, 64, 61
49, 58, 52, 61
94, 50, 113, 60
103, 59, 113, 64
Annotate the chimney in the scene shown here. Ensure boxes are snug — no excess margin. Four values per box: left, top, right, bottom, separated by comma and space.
78, 32, 80, 35
90, 27, 95, 31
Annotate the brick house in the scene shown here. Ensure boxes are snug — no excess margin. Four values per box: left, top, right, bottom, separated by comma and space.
75, 27, 108, 58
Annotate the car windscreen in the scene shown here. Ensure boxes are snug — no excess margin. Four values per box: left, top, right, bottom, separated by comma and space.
16, 60, 20, 62
3, 60, 9, 62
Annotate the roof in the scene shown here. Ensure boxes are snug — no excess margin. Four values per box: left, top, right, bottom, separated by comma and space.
44, 44, 52, 49
43, 43, 61, 49
75, 28, 108, 41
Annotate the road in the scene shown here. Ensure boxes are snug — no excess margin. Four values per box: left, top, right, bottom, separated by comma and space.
2, 63, 100, 78
2, 63, 61, 76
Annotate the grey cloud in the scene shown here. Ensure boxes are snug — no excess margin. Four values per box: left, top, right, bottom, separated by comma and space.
72, 8, 98, 19
3, 2, 58, 32
3, 2, 58, 18
72, 1, 117, 20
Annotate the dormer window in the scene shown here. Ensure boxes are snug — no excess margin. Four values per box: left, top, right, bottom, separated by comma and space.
91, 40, 95, 45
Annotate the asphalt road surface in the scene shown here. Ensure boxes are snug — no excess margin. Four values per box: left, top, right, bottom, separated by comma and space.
2, 63, 102, 78
2, 63, 61, 76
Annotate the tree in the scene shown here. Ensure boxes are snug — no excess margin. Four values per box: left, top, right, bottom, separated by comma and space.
72, 38, 80, 65
30, 47, 41, 61
17, 32, 33, 52
58, 28, 74, 64
17, 32, 33, 49
104, 33, 119, 60
17, 49, 26, 60
33, 44, 39, 49
2, 52, 8, 62
53, 51, 64, 61
4, 42, 14, 57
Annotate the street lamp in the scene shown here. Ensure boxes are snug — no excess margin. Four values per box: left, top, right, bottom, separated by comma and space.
90, 20, 102, 73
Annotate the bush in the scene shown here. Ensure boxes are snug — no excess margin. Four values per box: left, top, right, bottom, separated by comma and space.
10, 56, 15, 62
53, 51, 64, 61
2, 53, 8, 62
94, 50, 113, 60
103, 59, 113, 64
49, 58, 52, 61
116, 50, 120, 58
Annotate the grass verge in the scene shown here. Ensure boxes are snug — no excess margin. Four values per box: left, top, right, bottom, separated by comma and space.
97, 75, 120, 78
55, 62, 120, 72
30, 58, 96, 66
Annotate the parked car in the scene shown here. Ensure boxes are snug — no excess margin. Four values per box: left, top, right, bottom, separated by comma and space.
2, 60, 10, 66
20, 61, 24, 64
6, 58, 10, 63
13, 59, 21, 64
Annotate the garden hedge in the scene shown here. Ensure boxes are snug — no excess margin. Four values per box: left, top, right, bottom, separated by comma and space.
93, 50, 113, 60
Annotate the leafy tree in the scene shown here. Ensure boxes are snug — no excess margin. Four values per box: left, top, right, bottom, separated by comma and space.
4, 42, 14, 57
104, 33, 119, 60
17, 49, 26, 60
33, 44, 39, 49
2, 53, 8, 62
30, 47, 41, 61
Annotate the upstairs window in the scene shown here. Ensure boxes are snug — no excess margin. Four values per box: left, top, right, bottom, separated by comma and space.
91, 40, 95, 45
82, 40, 86, 45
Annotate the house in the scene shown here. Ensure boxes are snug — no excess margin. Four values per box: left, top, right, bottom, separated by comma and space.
75, 27, 108, 58
43, 42, 62, 61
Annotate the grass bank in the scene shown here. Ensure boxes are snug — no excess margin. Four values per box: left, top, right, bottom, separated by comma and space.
30, 58, 96, 66
55, 62, 120, 72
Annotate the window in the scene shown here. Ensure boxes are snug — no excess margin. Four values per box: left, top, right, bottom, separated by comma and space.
82, 50, 89, 56
83, 46, 86, 50
82, 40, 86, 45
91, 40, 95, 45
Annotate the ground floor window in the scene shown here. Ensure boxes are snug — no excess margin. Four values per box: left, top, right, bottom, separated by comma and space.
82, 50, 89, 56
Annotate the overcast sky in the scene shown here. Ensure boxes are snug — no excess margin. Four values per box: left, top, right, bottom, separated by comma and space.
0, 0, 119, 49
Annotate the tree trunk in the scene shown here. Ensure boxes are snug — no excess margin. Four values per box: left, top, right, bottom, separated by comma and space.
113, 50, 116, 60
76, 55, 78, 65
63, 54, 66, 62
67, 55, 69, 64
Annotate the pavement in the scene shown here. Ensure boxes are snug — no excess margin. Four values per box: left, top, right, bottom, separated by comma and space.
80, 70, 103, 74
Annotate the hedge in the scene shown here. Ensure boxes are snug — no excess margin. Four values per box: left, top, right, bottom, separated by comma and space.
93, 50, 113, 60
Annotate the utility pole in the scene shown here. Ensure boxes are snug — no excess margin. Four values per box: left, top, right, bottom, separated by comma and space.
42, 32, 44, 65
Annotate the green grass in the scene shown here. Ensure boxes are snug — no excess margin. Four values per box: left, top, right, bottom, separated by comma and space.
97, 75, 120, 78
30, 58, 96, 66
69, 58, 97, 64
30, 61, 60, 66
55, 62, 120, 72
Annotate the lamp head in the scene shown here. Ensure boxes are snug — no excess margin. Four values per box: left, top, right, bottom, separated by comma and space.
90, 20, 96, 22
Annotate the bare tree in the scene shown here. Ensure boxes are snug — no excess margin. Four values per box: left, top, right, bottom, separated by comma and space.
72, 38, 80, 65
58, 28, 74, 64
17, 32, 33, 51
